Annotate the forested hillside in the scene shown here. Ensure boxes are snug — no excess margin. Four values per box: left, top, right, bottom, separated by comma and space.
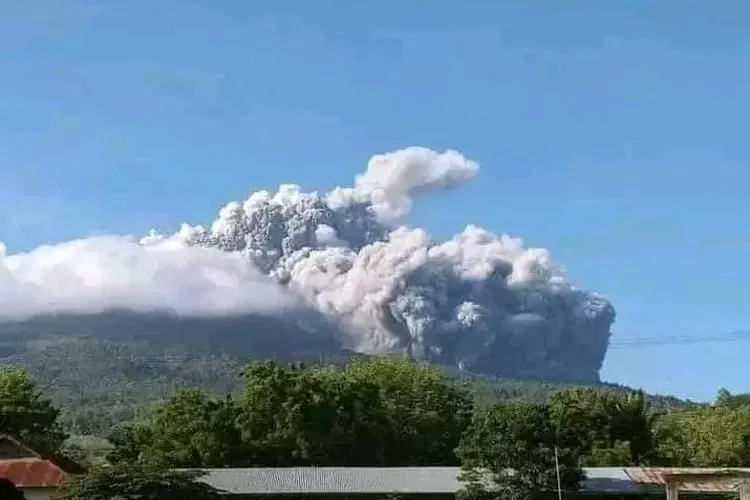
2, 357, 747, 474
0, 334, 695, 435
2, 354, 749, 500
455, 370, 696, 409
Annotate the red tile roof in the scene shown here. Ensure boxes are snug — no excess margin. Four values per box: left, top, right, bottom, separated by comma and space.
0, 458, 66, 488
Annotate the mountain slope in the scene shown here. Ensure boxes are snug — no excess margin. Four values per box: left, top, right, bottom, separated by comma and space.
0, 312, 690, 435
0, 311, 352, 433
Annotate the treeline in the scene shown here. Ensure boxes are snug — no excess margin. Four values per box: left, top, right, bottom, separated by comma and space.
2, 358, 750, 470
9, 336, 690, 436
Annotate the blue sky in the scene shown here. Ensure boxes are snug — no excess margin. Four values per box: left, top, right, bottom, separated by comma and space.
1, 1, 748, 401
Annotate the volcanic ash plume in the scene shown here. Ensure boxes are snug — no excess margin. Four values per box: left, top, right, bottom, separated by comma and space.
0, 146, 615, 381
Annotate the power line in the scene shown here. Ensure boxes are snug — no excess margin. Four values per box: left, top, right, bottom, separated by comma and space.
608, 330, 750, 348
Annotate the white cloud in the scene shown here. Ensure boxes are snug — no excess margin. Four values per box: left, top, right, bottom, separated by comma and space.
0, 235, 298, 319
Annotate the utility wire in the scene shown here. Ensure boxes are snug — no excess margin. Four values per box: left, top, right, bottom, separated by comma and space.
608, 330, 750, 348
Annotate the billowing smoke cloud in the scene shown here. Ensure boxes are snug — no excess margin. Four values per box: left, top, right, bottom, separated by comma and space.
0, 236, 300, 319
0, 147, 615, 381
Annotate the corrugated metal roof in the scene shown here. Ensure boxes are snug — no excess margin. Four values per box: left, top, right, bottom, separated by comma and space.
583, 468, 646, 494
197, 467, 750, 495
200, 467, 462, 495
0, 458, 66, 488
625, 468, 750, 493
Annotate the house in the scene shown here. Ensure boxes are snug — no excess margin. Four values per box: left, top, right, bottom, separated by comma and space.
195, 467, 750, 499
0, 435, 84, 500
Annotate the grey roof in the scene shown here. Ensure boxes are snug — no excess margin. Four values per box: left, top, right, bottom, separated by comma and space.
199, 466, 713, 495
198, 467, 462, 495
196, 467, 750, 495
583, 468, 646, 494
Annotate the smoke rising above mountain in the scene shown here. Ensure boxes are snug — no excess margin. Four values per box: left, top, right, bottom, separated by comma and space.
0, 147, 615, 381
0, 236, 300, 319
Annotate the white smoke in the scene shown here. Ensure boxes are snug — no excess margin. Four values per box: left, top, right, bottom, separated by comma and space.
0, 236, 299, 319
327, 147, 480, 221
0, 147, 614, 379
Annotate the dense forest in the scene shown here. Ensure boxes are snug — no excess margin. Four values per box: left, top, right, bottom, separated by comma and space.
2, 356, 749, 499
0, 334, 692, 436
1, 356, 747, 469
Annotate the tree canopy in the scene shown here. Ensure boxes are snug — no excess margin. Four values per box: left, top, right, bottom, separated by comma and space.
656, 405, 750, 466
0, 357, 747, 496
547, 388, 658, 466
107, 358, 473, 468
0, 366, 67, 451
457, 402, 585, 500
58, 463, 222, 500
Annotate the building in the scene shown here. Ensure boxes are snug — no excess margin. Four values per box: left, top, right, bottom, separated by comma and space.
196, 467, 750, 500
0, 435, 84, 500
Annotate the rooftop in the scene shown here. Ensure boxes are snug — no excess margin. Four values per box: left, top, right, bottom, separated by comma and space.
0, 458, 68, 488
196, 467, 750, 496
0, 434, 84, 489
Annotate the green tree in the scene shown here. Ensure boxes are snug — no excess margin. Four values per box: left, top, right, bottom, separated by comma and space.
548, 388, 658, 465
138, 389, 244, 467
716, 389, 750, 409
0, 366, 67, 451
105, 389, 247, 468
337, 356, 474, 465
104, 358, 474, 468
457, 402, 585, 500
238, 360, 390, 466
235, 357, 472, 466
58, 463, 222, 500
106, 422, 152, 464
656, 406, 750, 466
60, 435, 113, 468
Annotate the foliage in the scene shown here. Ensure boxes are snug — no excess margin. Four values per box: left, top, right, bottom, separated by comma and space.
58, 463, 223, 500
6, 338, 246, 436
60, 434, 113, 467
109, 359, 472, 467
136, 389, 244, 467
0, 353, 747, 474
547, 388, 658, 466
0, 366, 67, 451
106, 422, 152, 464
461, 370, 694, 410
0, 334, 694, 436
328, 356, 473, 465
238, 358, 471, 466
109, 358, 472, 468
655, 406, 750, 466
238, 360, 391, 466
457, 402, 585, 500
716, 388, 750, 409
